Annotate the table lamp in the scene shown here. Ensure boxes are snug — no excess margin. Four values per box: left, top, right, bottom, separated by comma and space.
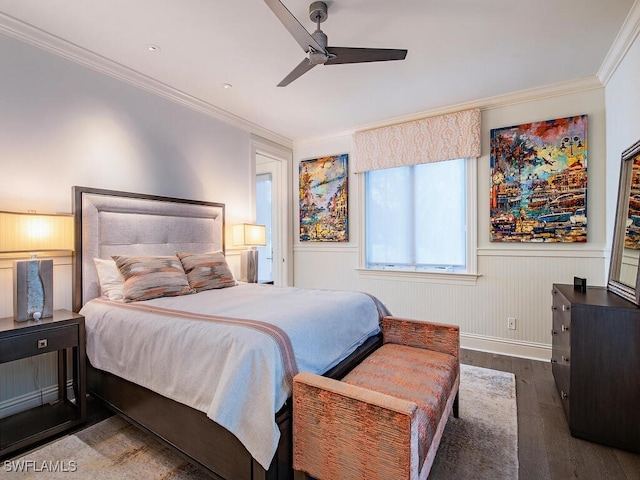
0, 212, 74, 322
233, 223, 266, 283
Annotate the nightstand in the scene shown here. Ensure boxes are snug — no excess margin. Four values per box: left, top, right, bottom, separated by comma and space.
0, 309, 86, 457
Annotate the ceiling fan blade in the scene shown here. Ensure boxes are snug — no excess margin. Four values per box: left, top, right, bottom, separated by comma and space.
264, 0, 325, 54
325, 47, 408, 65
277, 58, 317, 87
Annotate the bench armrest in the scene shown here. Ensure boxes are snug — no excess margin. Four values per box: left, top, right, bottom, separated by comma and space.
382, 316, 459, 359
293, 371, 420, 479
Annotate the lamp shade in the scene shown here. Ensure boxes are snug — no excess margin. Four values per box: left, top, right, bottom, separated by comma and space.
233, 223, 266, 247
0, 212, 74, 253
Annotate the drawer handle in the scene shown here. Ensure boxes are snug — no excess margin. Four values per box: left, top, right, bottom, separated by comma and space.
551, 329, 557, 335
560, 390, 568, 400
562, 304, 570, 312
551, 359, 558, 363
561, 325, 569, 332
37, 339, 48, 349
561, 355, 569, 363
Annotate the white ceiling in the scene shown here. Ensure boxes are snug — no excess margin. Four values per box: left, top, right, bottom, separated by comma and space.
0, 0, 635, 143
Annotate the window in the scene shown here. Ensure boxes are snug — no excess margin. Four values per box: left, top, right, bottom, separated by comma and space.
365, 158, 469, 272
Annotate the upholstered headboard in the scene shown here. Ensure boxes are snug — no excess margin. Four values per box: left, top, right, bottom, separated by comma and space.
72, 186, 225, 311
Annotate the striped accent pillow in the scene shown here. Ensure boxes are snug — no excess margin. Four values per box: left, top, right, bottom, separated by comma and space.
112, 255, 193, 302
177, 251, 237, 292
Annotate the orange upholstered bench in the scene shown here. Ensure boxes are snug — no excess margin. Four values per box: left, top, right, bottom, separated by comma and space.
293, 316, 460, 480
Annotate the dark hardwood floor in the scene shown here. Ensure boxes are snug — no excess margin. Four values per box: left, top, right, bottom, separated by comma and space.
6, 350, 640, 479
462, 348, 640, 480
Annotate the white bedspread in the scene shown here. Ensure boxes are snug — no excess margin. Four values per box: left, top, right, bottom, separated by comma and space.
80, 283, 383, 470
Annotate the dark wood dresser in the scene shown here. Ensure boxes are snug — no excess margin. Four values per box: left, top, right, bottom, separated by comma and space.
551, 284, 640, 452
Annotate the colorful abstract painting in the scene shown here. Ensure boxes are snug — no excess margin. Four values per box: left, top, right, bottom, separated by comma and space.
299, 154, 348, 242
490, 115, 588, 242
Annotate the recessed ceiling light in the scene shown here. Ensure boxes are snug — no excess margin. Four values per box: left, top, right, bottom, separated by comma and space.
221, 83, 233, 89
147, 44, 161, 52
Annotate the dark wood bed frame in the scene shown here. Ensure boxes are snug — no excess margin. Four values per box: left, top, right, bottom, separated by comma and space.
72, 186, 382, 480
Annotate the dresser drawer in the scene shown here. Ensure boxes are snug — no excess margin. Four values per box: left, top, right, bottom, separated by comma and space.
0, 325, 79, 363
551, 343, 571, 368
552, 314, 571, 350
552, 291, 572, 325
552, 356, 571, 418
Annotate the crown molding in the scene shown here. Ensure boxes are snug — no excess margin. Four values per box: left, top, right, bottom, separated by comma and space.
0, 12, 293, 149
0, 7, 623, 150
293, 131, 354, 150
598, 0, 640, 85
294, 76, 603, 148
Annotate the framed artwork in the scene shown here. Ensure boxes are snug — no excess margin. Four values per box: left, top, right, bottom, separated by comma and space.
490, 115, 588, 242
299, 153, 348, 242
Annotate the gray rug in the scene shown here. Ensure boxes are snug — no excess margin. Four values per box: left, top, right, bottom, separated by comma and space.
5, 364, 517, 479
429, 364, 518, 479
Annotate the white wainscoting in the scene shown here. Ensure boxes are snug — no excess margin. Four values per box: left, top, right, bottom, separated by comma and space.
0, 246, 607, 417
0, 355, 60, 419
294, 246, 607, 361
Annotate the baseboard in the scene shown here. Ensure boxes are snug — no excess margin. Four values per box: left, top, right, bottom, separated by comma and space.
461, 332, 552, 362
0, 382, 75, 419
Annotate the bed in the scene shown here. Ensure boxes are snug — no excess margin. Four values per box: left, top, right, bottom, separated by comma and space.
71, 186, 384, 480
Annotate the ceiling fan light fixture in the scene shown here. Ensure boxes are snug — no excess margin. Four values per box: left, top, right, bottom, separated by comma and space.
264, 0, 407, 87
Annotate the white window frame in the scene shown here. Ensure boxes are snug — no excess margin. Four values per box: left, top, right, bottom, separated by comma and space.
357, 157, 479, 284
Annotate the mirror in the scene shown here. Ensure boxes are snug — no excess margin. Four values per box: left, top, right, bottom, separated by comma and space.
608, 139, 640, 304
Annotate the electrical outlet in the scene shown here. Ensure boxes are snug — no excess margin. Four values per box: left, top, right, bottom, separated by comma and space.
507, 317, 516, 330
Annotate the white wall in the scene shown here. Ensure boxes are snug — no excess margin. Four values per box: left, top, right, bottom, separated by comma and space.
605, 29, 640, 257
293, 87, 607, 360
0, 33, 254, 226
0, 33, 257, 315
0, 32, 256, 408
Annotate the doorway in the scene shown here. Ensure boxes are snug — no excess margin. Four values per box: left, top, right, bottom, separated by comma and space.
255, 153, 284, 284
251, 136, 292, 286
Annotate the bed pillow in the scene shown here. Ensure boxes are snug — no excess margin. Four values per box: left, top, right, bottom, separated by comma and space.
177, 251, 237, 292
94, 257, 125, 301
112, 255, 194, 302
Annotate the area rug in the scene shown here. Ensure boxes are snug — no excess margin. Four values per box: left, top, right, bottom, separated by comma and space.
4, 364, 517, 479
429, 364, 518, 479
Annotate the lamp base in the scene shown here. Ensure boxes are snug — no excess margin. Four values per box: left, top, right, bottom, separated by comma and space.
13, 259, 53, 322
240, 249, 259, 283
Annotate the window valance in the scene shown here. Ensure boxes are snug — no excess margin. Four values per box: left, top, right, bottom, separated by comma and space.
353, 108, 481, 173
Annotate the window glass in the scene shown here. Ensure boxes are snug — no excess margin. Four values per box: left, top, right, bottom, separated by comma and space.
366, 166, 412, 265
365, 159, 466, 271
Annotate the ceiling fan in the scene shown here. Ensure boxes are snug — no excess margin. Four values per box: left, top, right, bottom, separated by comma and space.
264, 0, 408, 87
